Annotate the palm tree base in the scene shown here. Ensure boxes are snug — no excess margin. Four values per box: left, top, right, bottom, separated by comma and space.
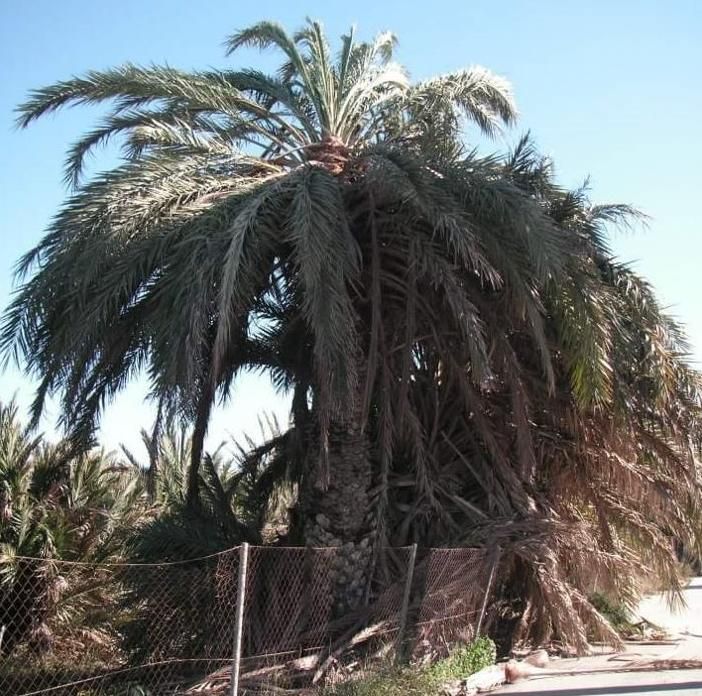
299, 423, 374, 614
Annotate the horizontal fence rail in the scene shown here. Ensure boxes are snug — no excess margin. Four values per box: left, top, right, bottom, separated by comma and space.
0, 545, 499, 695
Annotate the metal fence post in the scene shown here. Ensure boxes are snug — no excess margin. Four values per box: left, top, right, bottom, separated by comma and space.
475, 546, 499, 637
395, 543, 418, 664
229, 542, 250, 696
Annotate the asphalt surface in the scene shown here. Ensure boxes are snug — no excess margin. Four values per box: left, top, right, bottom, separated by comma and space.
496, 577, 702, 696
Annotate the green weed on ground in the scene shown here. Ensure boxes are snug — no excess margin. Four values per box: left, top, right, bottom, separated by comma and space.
324, 637, 496, 696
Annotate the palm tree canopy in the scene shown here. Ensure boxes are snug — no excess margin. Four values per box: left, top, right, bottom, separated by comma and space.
2, 18, 550, 447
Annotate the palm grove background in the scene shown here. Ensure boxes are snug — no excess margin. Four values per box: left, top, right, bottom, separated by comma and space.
1, 13, 701, 686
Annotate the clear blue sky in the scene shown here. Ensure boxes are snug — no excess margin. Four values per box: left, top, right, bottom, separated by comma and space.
1, 0, 700, 455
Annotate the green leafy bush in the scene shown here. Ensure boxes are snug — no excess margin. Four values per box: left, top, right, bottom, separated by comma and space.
325, 637, 497, 695
427, 636, 497, 681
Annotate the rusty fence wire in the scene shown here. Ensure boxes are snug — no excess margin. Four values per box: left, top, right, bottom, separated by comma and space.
0, 545, 499, 695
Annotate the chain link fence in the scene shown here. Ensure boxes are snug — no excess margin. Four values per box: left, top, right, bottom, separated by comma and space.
0, 545, 498, 695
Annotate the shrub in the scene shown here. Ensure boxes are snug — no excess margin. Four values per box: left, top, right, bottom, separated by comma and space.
325, 637, 497, 695
427, 636, 497, 681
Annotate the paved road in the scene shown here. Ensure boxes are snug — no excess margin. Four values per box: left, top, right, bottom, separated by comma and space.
497, 578, 702, 695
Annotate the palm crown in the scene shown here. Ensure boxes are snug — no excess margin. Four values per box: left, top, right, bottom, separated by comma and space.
2, 20, 542, 475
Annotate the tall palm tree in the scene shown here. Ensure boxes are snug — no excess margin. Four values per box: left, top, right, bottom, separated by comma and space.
3, 19, 577, 607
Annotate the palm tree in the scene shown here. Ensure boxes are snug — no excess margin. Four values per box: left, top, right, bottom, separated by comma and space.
0, 401, 143, 657
120, 423, 190, 506
122, 423, 262, 562
367, 142, 702, 649
4, 19, 572, 608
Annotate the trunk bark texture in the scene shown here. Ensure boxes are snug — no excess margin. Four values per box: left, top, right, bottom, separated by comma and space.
301, 419, 374, 615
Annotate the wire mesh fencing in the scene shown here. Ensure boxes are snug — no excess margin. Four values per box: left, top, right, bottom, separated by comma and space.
0, 548, 242, 695
0, 545, 499, 695
410, 547, 498, 656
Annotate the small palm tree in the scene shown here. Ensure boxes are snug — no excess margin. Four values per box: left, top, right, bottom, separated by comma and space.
0, 401, 143, 657
123, 424, 262, 562
121, 424, 190, 506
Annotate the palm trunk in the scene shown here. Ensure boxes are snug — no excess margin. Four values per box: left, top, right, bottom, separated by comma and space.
301, 418, 373, 615
145, 416, 161, 502
186, 381, 214, 509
